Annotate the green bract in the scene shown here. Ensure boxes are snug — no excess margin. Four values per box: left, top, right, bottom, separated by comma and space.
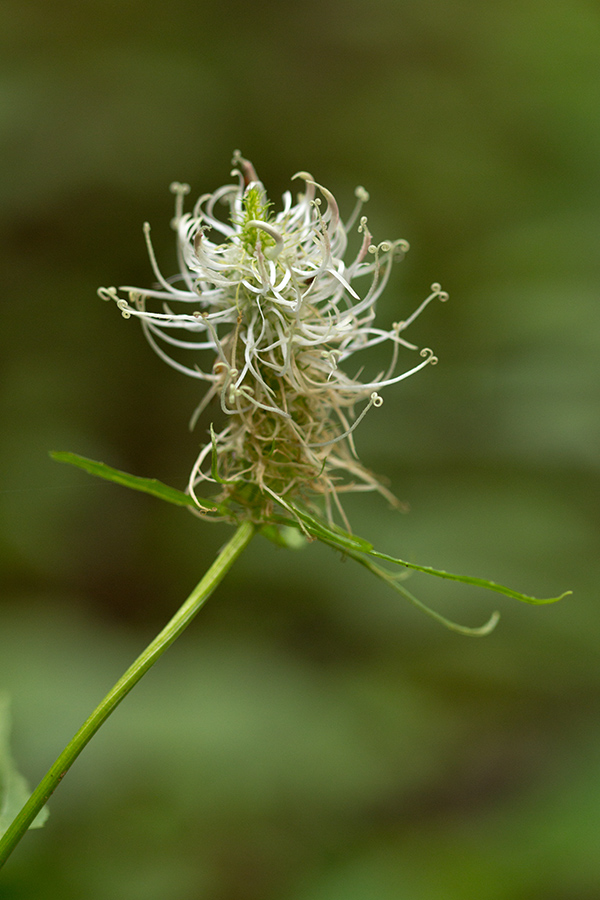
51, 452, 570, 635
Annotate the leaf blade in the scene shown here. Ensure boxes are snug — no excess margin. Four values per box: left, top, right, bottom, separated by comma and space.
280, 505, 569, 630
0, 694, 48, 837
287, 502, 373, 552
350, 554, 501, 636
50, 451, 218, 511
367, 549, 571, 605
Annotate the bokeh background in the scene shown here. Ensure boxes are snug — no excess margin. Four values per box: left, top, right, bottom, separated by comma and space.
1, 1, 599, 897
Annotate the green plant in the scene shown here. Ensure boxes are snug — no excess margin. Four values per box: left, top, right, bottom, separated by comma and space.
0, 154, 568, 868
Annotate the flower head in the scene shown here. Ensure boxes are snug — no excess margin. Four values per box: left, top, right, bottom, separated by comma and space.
99, 152, 447, 526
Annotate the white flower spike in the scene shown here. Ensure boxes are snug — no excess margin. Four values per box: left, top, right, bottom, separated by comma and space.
99, 152, 447, 525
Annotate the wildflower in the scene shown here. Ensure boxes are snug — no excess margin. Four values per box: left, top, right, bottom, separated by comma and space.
99, 152, 447, 526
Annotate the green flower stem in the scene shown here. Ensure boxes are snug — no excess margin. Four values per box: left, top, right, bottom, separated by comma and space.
0, 520, 255, 868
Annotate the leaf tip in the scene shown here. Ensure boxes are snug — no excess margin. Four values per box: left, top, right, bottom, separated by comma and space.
475, 610, 501, 636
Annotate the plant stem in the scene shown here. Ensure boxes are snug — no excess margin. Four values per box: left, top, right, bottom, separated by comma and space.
0, 520, 254, 868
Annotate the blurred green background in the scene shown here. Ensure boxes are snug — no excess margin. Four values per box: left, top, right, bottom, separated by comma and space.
1, 0, 599, 897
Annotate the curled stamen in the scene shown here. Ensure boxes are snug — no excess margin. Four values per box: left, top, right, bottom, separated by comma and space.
420, 347, 438, 365
344, 186, 370, 233
429, 282, 449, 302
117, 298, 131, 319
97, 286, 119, 303
308, 392, 383, 448
397, 284, 449, 333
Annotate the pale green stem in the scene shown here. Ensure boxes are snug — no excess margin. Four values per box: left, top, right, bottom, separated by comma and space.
0, 520, 255, 868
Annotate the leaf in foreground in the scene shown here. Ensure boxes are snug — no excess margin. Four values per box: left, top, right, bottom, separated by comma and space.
0, 694, 48, 837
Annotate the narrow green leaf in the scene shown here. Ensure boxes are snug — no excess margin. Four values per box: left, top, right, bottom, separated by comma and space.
351, 554, 500, 636
50, 452, 218, 512
287, 503, 373, 552
367, 549, 571, 605
0, 694, 48, 837
285, 506, 568, 632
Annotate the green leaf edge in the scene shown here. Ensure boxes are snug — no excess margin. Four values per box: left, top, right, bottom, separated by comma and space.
50, 451, 218, 512
368, 549, 571, 605
285, 502, 569, 606
0, 693, 48, 837
348, 552, 501, 636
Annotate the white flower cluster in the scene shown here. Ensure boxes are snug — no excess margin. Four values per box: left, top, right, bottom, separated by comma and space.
99, 152, 447, 525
